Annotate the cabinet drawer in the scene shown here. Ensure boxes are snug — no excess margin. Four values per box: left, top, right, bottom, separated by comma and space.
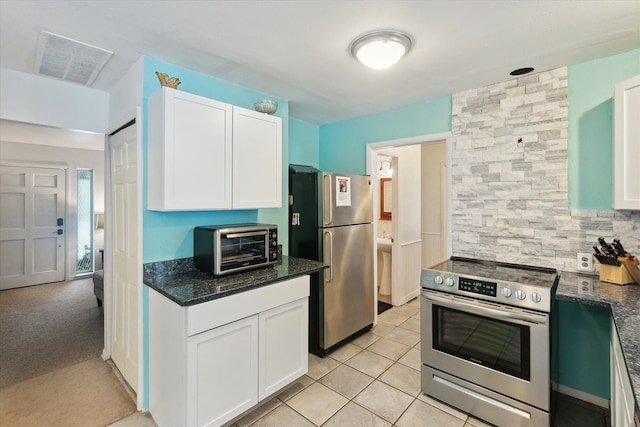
187, 275, 310, 336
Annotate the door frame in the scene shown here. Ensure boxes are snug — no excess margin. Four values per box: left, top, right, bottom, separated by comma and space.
103, 108, 144, 410
366, 132, 452, 318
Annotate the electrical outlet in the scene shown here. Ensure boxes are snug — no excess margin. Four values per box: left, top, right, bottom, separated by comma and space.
578, 277, 594, 294
577, 252, 593, 272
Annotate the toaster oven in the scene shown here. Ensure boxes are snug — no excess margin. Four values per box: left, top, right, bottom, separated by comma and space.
194, 223, 278, 276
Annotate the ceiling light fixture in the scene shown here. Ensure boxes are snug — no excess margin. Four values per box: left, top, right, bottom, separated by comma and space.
350, 30, 412, 70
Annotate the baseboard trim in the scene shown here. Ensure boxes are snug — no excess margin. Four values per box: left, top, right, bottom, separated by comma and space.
552, 382, 610, 409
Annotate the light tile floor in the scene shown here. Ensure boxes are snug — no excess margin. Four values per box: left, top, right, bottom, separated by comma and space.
226, 297, 491, 427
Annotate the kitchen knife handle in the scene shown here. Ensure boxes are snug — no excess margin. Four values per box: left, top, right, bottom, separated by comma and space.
613, 239, 627, 256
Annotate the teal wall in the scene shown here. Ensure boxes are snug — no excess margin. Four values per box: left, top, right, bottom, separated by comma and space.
289, 117, 320, 168
554, 301, 611, 399
568, 49, 640, 209
142, 57, 290, 264
319, 96, 452, 174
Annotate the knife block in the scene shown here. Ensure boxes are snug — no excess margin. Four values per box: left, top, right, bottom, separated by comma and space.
599, 256, 640, 285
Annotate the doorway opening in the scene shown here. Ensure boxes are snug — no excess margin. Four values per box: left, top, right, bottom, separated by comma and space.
366, 132, 452, 312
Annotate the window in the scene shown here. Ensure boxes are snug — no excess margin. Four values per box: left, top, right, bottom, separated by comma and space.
76, 170, 93, 273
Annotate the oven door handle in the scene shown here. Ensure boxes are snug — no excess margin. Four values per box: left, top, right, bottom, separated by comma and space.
423, 292, 548, 325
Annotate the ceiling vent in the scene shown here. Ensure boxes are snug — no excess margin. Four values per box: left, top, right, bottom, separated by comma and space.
34, 30, 113, 86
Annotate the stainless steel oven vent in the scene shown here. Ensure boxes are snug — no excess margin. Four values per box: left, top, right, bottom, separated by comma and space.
34, 30, 113, 86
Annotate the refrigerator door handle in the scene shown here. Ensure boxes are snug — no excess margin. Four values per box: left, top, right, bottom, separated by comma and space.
323, 173, 333, 226
324, 230, 333, 282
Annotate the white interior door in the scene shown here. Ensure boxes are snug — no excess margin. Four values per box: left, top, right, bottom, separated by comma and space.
0, 166, 65, 290
389, 145, 422, 306
110, 123, 139, 391
421, 142, 447, 268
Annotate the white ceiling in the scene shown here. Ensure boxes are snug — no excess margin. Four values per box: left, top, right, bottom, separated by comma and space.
1, 1, 639, 125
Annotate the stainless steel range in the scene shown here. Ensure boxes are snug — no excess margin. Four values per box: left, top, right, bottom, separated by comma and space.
420, 257, 559, 427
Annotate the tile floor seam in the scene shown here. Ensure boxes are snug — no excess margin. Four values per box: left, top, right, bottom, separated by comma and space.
390, 396, 418, 426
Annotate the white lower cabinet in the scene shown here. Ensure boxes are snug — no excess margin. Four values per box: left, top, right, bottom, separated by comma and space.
187, 316, 259, 427
259, 298, 308, 400
610, 318, 635, 427
149, 276, 309, 427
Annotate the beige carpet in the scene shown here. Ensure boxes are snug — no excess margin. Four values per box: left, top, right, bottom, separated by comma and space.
0, 356, 136, 427
0, 278, 104, 387
0, 278, 136, 425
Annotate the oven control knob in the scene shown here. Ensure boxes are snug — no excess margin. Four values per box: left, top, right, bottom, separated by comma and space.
531, 292, 542, 303
515, 290, 526, 300
445, 277, 454, 287
501, 288, 512, 298
434, 275, 444, 285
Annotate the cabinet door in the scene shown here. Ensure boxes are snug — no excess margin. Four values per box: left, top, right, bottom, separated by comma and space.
187, 315, 258, 427
148, 88, 233, 211
232, 107, 282, 209
614, 75, 640, 210
610, 320, 635, 427
259, 298, 308, 400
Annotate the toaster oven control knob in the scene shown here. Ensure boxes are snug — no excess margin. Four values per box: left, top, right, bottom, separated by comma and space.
515, 290, 526, 300
531, 292, 542, 303
434, 275, 444, 285
501, 288, 512, 298
445, 277, 454, 287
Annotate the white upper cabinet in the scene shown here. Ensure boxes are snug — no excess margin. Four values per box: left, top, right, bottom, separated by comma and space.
148, 88, 233, 210
613, 75, 640, 210
233, 107, 282, 209
147, 88, 282, 211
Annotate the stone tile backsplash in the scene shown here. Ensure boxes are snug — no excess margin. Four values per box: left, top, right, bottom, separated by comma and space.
451, 66, 640, 272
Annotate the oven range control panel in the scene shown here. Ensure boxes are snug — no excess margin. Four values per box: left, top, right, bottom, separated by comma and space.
458, 277, 497, 297
420, 269, 552, 311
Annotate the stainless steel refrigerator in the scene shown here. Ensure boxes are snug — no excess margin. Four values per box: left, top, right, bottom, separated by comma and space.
289, 165, 374, 356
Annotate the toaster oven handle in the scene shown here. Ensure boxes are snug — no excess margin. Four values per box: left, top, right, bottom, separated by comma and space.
423, 292, 548, 325
225, 231, 268, 238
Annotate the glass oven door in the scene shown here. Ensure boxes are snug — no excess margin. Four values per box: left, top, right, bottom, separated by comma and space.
219, 230, 268, 272
433, 304, 531, 381
421, 290, 550, 411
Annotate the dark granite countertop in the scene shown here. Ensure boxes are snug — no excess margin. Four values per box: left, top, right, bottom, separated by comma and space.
556, 271, 640, 411
144, 255, 326, 307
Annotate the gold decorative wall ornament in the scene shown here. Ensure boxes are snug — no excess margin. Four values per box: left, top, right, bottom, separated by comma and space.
155, 71, 181, 89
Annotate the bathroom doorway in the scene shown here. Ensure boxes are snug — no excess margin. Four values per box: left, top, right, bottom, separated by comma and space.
366, 132, 452, 314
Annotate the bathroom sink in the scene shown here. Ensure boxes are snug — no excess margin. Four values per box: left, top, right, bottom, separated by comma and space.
377, 238, 393, 295
377, 237, 392, 252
